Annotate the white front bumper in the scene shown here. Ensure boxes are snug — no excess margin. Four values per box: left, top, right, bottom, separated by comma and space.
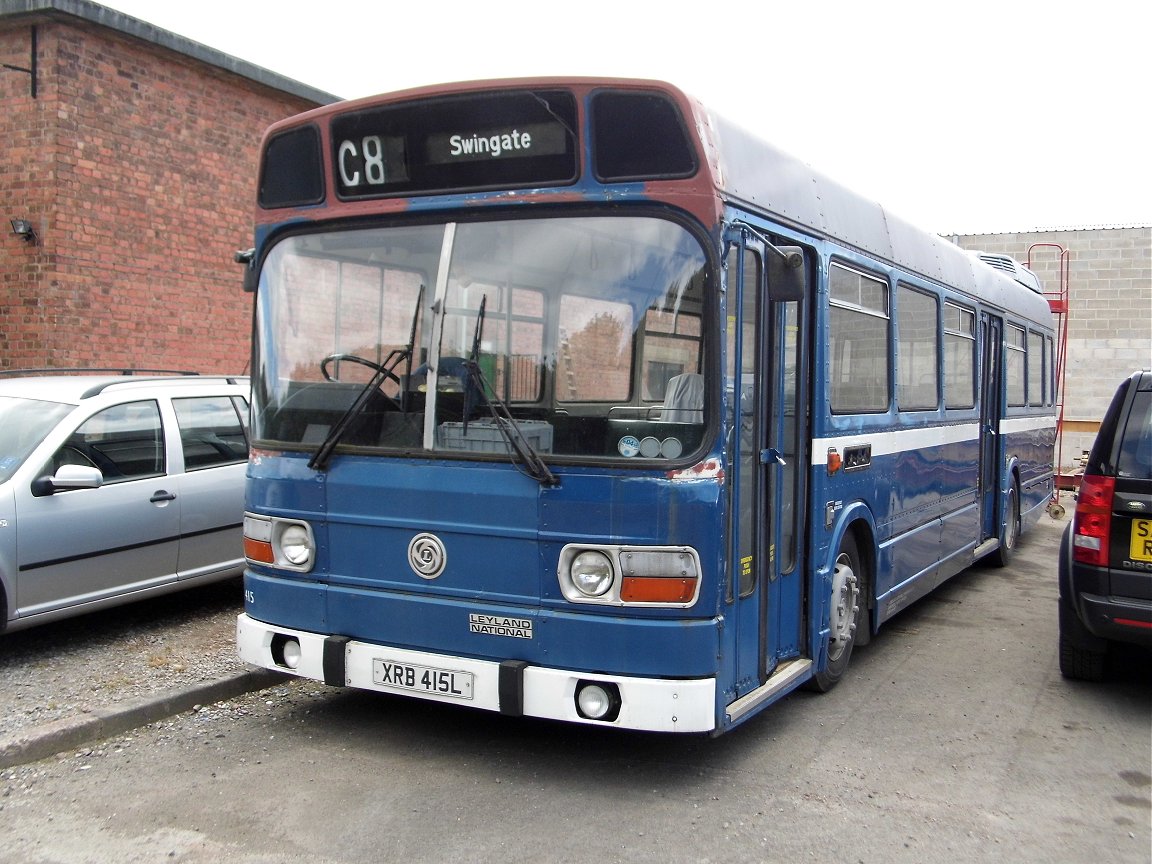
236, 613, 716, 733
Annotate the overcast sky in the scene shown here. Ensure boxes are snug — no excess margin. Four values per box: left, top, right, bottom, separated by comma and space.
99, 0, 1150, 236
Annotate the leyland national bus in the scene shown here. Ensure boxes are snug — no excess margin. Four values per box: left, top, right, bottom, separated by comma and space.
235, 78, 1056, 734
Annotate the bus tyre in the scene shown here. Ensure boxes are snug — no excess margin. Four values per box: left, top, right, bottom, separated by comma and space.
810, 534, 863, 692
989, 483, 1020, 568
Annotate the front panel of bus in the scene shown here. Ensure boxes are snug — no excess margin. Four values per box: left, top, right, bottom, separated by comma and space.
237, 84, 754, 732
244, 215, 733, 730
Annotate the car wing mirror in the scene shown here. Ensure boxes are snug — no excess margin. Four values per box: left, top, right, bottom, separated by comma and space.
31, 464, 104, 497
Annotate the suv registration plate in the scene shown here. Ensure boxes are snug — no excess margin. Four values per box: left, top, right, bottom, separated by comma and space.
1130, 518, 1152, 562
372, 658, 474, 700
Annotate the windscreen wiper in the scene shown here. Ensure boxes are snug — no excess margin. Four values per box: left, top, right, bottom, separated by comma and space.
308, 288, 423, 472
464, 296, 558, 488
399, 285, 424, 413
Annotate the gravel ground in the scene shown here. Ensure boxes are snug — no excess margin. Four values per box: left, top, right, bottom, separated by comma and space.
1, 677, 334, 824
0, 579, 250, 739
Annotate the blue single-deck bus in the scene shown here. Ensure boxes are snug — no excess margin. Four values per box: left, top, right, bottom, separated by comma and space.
236, 79, 1056, 734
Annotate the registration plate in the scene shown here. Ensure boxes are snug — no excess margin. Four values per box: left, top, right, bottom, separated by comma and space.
372, 658, 474, 700
1130, 519, 1152, 562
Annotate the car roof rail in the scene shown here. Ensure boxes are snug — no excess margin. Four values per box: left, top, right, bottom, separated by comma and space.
81, 375, 249, 398
0, 367, 201, 378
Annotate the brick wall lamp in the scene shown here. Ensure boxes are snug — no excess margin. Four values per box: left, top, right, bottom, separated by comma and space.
10, 219, 37, 245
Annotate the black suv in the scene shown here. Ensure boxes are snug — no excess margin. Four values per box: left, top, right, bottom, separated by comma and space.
1058, 369, 1152, 680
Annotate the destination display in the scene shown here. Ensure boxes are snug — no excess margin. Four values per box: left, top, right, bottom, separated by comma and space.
331, 90, 578, 199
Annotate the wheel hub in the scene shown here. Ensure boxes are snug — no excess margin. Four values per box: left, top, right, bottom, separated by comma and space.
829, 552, 860, 659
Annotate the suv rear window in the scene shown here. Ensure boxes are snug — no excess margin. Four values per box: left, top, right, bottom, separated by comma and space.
1116, 389, 1151, 479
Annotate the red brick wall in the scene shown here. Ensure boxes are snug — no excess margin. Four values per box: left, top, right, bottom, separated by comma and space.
1, 23, 55, 366
0, 17, 321, 374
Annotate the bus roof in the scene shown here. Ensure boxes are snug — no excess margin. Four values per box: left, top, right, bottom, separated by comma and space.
703, 109, 1051, 322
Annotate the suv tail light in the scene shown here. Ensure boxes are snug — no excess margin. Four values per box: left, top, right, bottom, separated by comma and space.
1072, 474, 1115, 566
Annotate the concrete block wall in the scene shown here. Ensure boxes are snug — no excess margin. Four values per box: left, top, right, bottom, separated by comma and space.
953, 227, 1152, 469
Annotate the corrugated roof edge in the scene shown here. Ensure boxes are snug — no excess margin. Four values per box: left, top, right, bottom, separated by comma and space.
0, 0, 341, 106
947, 224, 1152, 236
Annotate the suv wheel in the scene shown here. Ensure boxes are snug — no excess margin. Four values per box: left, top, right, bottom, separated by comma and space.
1058, 592, 1107, 681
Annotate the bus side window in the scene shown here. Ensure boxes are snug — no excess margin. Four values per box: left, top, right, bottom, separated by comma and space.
829, 263, 890, 414
1027, 330, 1045, 407
896, 284, 939, 411
944, 302, 976, 409
1006, 324, 1027, 407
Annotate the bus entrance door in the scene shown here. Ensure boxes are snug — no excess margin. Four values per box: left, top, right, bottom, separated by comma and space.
978, 313, 1004, 549
727, 235, 807, 707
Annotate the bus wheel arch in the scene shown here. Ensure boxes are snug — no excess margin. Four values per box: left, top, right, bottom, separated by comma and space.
810, 523, 871, 692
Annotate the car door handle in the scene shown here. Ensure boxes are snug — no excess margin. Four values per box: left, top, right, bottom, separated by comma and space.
150, 490, 177, 503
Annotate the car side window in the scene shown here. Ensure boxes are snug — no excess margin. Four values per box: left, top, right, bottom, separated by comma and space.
54, 400, 165, 481
174, 396, 250, 470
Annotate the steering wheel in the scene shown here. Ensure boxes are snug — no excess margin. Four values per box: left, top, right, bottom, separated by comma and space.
320, 353, 403, 410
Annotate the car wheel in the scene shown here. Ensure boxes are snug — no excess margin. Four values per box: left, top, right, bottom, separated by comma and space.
1058, 592, 1107, 681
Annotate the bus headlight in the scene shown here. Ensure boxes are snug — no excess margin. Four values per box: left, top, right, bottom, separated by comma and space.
244, 513, 315, 573
279, 523, 313, 567
570, 550, 614, 597
558, 545, 701, 606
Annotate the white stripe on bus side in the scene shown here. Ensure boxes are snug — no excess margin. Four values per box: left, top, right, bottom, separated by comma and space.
810, 416, 1056, 465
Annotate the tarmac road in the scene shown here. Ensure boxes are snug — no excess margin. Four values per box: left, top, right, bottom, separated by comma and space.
0, 510, 1149, 863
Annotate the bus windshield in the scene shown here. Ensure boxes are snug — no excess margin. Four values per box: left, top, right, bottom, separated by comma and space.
252, 215, 710, 463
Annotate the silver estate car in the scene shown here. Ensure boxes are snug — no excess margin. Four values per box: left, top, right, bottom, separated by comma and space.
0, 373, 249, 633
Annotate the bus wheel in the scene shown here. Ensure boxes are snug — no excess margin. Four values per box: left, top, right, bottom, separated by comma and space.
989, 483, 1020, 568
811, 533, 863, 692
